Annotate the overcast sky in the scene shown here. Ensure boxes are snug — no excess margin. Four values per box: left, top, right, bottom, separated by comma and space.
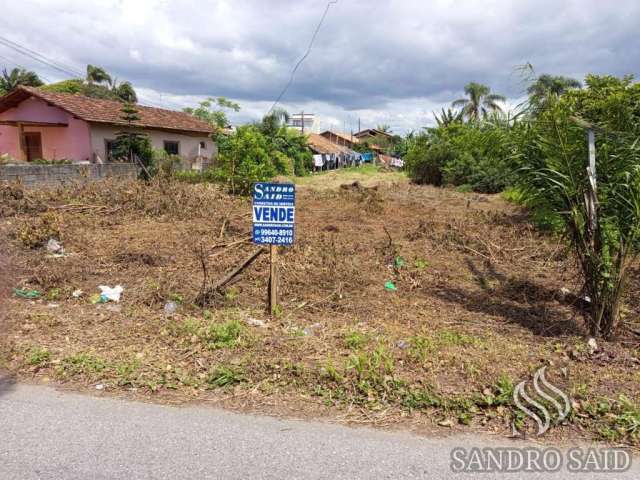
1, 0, 638, 133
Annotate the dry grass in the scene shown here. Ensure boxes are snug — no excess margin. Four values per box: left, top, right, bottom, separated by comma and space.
1, 169, 639, 446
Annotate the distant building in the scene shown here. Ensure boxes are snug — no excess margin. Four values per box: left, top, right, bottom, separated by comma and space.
353, 128, 394, 155
0, 86, 215, 170
287, 113, 316, 133
354, 128, 393, 140
319, 130, 359, 149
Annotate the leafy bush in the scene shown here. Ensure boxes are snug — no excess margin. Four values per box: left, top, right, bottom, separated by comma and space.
405, 121, 517, 193
404, 136, 453, 186
149, 149, 182, 178
517, 75, 640, 337
214, 125, 277, 194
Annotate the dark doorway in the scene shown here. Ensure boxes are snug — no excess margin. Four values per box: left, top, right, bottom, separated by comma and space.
23, 132, 43, 161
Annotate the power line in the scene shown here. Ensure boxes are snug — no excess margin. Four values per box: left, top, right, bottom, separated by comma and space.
267, 0, 337, 115
0, 36, 83, 78
0, 36, 194, 112
0, 53, 52, 83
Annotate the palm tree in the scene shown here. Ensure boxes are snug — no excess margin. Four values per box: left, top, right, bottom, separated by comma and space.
112, 80, 137, 103
86, 64, 112, 86
0, 68, 44, 94
433, 108, 464, 127
527, 74, 581, 111
376, 124, 392, 133
452, 82, 506, 122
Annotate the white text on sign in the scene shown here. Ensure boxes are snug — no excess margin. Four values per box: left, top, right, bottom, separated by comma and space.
253, 206, 295, 223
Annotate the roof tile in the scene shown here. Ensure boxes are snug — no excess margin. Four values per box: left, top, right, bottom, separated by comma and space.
3, 86, 213, 134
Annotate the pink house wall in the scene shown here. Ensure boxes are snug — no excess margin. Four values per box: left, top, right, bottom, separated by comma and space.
0, 97, 92, 162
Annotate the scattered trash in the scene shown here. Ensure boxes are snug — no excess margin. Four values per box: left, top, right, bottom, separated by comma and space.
560, 287, 571, 297
393, 256, 406, 269
395, 340, 409, 350
163, 301, 178, 317
72, 289, 83, 298
97, 285, 124, 303
47, 303, 60, 309
587, 337, 598, 355
246, 317, 266, 328
46, 238, 64, 255
438, 418, 454, 427
303, 322, 322, 336
14, 288, 41, 299
581, 294, 591, 303
95, 384, 105, 390
90, 293, 103, 304
384, 281, 397, 291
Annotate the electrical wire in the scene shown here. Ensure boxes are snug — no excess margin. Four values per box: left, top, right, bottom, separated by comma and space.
0, 53, 52, 83
0, 37, 186, 111
266, 0, 337, 115
0, 36, 84, 78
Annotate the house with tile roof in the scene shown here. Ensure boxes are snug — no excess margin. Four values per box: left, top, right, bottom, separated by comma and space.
0, 86, 215, 169
319, 130, 359, 149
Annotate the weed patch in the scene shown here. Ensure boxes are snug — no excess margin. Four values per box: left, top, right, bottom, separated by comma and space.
207, 366, 246, 388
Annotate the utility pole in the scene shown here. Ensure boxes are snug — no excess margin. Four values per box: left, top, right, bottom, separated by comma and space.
301, 111, 304, 134
358, 117, 361, 133
587, 129, 597, 234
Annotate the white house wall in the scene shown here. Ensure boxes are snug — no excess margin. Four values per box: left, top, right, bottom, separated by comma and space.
89, 124, 217, 166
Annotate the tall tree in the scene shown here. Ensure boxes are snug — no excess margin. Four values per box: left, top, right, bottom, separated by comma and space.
376, 124, 392, 133
527, 74, 581, 111
112, 102, 152, 176
260, 107, 290, 136
433, 108, 464, 127
452, 82, 506, 121
183, 96, 240, 133
112, 80, 138, 103
86, 64, 112, 86
0, 68, 44, 94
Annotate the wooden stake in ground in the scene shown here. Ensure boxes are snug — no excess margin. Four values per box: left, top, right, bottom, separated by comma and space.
269, 245, 278, 315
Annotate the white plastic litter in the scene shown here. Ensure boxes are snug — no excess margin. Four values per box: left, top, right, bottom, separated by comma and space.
587, 337, 598, 355
46, 239, 64, 254
72, 289, 83, 298
164, 301, 178, 316
246, 317, 266, 328
98, 285, 124, 303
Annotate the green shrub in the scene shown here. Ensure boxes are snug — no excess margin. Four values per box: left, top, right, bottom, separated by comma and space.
214, 125, 278, 195
517, 75, 640, 337
207, 366, 245, 388
405, 137, 455, 186
202, 320, 244, 349
27, 347, 50, 366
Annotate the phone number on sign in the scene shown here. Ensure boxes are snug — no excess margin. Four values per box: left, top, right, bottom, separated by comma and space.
256, 228, 293, 237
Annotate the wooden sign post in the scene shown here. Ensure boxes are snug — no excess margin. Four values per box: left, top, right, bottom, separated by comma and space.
252, 182, 296, 316
269, 245, 278, 314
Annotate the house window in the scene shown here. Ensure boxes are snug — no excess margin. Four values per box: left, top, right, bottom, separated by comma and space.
164, 141, 179, 156
199, 141, 206, 149
105, 139, 117, 162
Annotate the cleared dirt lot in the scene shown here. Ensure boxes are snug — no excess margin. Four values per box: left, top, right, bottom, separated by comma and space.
1, 169, 639, 446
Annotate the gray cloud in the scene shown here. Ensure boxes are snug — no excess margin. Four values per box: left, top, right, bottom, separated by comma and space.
0, 0, 638, 132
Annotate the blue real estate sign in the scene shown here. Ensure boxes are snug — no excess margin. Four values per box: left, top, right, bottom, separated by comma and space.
252, 182, 296, 246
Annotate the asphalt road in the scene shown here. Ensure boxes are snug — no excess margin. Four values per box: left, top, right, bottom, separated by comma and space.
0, 379, 637, 479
